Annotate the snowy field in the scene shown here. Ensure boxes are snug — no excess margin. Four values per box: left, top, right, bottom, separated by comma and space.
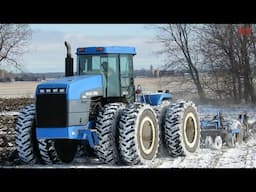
3, 133, 256, 169
1, 80, 256, 168
1, 104, 256, 169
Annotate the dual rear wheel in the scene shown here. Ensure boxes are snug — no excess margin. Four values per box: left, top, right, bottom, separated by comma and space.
118, 101, 200, 165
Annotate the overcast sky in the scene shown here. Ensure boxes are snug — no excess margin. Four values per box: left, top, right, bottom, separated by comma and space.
21, 24, 164, 73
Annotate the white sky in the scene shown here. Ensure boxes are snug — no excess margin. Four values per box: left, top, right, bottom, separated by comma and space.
21, 24, 164, 73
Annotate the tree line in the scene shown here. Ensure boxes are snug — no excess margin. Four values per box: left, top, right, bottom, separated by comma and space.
155, 24, 256, 104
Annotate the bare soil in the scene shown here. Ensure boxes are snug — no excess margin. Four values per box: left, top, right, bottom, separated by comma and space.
0, 115, 16, 164
0, 98, 34, 165
0, 98, 34, 112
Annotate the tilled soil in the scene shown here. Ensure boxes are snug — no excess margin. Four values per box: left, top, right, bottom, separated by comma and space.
0, 98, 34, 165
0, 98, 34, 112
0, 115, 17, 164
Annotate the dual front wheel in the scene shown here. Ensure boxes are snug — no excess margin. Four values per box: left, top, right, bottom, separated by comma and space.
15, 104, 76, 164
15, 104, 59, 164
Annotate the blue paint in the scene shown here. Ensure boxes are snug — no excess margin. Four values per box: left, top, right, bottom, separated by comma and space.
139, 93, 172, 105
36, 121, 98, 147
79, 129, 99, 147
76, 46, 136, 55
36, 74, 103, 100
200, 112, 241, 133
231, 129, 240, 134
201, 120, 219, 129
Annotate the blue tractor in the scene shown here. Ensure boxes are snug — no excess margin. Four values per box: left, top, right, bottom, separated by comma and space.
15, 42, 201, 165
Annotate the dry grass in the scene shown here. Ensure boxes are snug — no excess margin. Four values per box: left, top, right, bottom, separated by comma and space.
0, 81, 39, 98
0, 76, 198, 101
135, 76, 198, 101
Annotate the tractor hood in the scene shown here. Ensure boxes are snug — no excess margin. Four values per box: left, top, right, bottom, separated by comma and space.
36, 74, 103, 100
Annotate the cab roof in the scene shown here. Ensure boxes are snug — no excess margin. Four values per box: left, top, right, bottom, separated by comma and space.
76, 46, 136, 55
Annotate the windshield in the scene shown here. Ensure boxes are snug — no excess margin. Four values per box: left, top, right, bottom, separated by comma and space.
77, 54, 134, 99
78, 55, 118, 75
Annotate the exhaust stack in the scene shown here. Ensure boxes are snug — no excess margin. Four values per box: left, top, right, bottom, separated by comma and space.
64, 41, 73, 77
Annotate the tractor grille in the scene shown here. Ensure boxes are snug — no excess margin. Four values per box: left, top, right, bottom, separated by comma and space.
36, 94, 67, 127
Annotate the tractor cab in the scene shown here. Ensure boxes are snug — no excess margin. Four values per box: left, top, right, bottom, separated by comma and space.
76, 46, 136, 103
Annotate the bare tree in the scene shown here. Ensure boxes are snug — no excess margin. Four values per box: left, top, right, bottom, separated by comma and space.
0, 24, 31, 71
155, 24, 206, 101
200, 24, 256, 104
200, 24, 239, 102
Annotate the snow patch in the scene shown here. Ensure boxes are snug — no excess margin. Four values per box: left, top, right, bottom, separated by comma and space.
0, 111, 19, 116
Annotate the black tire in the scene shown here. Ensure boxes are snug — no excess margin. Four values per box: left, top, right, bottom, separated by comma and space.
78, 141, 95, 157
213, 136, 222, 150
54, 139, 78, 163
15, 104, 38, 163
15, 104, 48, 164
94, 103, 126, 165
164, 100, 200, 157
119, 104, 159, 165
15, 104, 58, 164
205, 136, 213, 148
154, 100, 171, 157
38, 139, 59, 164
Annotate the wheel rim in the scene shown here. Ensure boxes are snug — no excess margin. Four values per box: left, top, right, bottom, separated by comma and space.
139, 116, 155, 155
205, 136, 213, 147
184, 112, 198, 148
215, 136, 222, 149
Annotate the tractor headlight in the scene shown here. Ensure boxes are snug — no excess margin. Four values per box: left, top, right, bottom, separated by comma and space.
38, 88, 66, 94
39, 89, 45, 93
81, 90, 99, 99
